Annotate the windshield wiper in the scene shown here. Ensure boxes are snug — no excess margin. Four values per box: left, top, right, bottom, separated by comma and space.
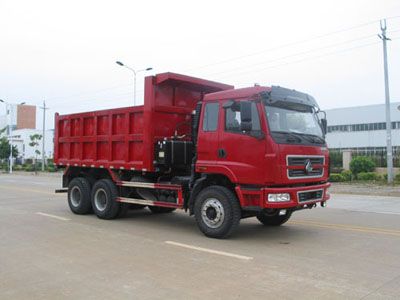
298, 133, 325, 144
272, 131, 325, 144
271, 131, 303, 143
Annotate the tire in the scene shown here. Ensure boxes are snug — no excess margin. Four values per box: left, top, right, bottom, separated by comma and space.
194, 185, 241, 239
148, 206, 176, 214
67, 177, 92, 214
256, 210, 292, 226
91, 179, 121, 219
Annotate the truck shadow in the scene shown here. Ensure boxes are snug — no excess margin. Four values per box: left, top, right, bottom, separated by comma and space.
116, 209, 316, 243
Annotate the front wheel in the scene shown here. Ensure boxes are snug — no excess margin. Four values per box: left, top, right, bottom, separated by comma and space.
194, 186, 241, 239
256, 210, 292, 226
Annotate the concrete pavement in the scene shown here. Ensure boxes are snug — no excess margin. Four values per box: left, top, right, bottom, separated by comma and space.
1, 174, 400, 299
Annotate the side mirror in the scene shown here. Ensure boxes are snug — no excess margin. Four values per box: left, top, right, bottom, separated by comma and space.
321, 118, 327, 135
240, 101, 252, 131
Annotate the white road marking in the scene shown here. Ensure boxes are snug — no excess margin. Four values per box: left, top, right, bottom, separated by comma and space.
36, 212, 70, 221
165, 241, 253, 261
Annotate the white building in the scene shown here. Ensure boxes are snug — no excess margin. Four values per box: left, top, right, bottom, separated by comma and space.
10, 129, 54, 161
326, 102, 400, 151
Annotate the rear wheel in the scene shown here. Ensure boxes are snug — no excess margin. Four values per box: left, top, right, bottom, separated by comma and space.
148, 206, 176, 214
91, 179, 121, 219
67, 177, 92, 214
256, 209, 292, 226
194, 185, 241, 239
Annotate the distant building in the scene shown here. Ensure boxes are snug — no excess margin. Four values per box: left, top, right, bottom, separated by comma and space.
11, 129, 54, 161
0, 104, 36, 132
16, 105, 36, 129
326, 102, 400, 151
0, 104, 53, 161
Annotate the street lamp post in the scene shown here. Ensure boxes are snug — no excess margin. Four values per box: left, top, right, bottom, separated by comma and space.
115, 61, 152, 106
0, 99, 25, 174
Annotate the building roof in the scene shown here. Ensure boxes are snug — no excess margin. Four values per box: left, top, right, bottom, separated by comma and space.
326, 102, 400, 125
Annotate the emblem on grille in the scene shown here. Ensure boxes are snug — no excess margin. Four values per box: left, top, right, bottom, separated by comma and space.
305, 159, 313, 174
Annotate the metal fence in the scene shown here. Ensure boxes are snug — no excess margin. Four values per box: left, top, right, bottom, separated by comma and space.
329, 147, 400, 168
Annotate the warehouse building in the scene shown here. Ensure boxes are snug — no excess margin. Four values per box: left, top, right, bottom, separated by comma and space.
325, 102, 400, 151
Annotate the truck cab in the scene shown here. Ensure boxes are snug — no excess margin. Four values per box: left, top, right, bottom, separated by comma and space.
194, 85, 330, 224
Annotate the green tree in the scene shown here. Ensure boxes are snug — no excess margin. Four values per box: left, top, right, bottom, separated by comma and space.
29, 134, 42, 173
0, 137, 18, 161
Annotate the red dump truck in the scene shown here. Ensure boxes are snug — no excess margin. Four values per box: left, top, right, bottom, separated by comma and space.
54, 72, 330, 238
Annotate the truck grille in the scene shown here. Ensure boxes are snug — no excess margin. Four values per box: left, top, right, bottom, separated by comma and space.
287, 155, 324, 179
297, 189, 323, 202
287, 156, 324, 166
288, 168, 323, 177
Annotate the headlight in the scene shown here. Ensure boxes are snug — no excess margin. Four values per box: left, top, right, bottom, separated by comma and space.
267, 193, 291, 202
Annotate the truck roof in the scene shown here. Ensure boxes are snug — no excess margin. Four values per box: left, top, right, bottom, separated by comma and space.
204, 86, 271, 101
154, 72, 234, 93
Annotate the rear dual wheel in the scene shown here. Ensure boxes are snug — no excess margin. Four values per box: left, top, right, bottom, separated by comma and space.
91, 179, 126, 219
67, 177, 92, 214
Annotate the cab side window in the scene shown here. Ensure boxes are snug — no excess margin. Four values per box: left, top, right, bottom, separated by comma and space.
202, 102, 219, 132
225, 101, 261, 133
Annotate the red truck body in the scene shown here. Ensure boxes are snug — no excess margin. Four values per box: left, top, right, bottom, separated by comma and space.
54, 73, 232, 172
55, 72, 330, 238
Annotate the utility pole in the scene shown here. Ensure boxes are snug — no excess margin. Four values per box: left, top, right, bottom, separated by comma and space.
8, 104, 13, 174
378, 19, 394, 184
40, 101, 49, 171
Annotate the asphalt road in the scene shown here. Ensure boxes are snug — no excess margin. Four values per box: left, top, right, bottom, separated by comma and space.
1, 174, 400, 299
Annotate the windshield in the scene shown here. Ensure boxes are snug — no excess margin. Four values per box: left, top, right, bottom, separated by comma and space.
264, 104, 324, 138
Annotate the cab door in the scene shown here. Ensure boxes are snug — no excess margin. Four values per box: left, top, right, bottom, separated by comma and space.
217, 100, 266, 185
196, 102, 220, 170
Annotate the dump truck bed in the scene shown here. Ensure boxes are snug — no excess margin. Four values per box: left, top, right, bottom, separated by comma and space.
54, 72, 233, 172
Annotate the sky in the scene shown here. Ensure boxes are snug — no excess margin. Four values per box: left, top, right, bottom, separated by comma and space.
0, 0, 399, 130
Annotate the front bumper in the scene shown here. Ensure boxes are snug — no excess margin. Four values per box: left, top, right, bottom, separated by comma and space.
236, 182, 331, 209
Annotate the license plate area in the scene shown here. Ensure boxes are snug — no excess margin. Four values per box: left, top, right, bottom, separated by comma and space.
297, 189, 323, 203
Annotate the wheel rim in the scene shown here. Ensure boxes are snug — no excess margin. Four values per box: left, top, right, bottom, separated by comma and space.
201, 198, 225, 229
94, 188, 107, 211
70, 186, 81, 207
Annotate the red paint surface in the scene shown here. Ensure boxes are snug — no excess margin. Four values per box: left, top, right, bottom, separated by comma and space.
54, 72, 233, 171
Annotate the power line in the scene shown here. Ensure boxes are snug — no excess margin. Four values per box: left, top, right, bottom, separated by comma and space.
184, 16, 400, 72
206, 28, 400, 78
47, 83, 132, 104
206, 33, 378, 77
50, 90, 145, 109
216, 38, 399, 80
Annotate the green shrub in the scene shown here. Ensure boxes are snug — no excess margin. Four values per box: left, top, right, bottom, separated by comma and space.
329, 173, 345, 182
395, 173, 400, 182
13, 165, 23, 171
24, 164, 35, 172
357, 172, 379, 181
341, 170, 352, 181
350, 156, 375, 175
47, 166, 56, 172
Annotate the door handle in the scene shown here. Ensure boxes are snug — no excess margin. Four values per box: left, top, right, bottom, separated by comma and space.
218, 148, 227, 158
